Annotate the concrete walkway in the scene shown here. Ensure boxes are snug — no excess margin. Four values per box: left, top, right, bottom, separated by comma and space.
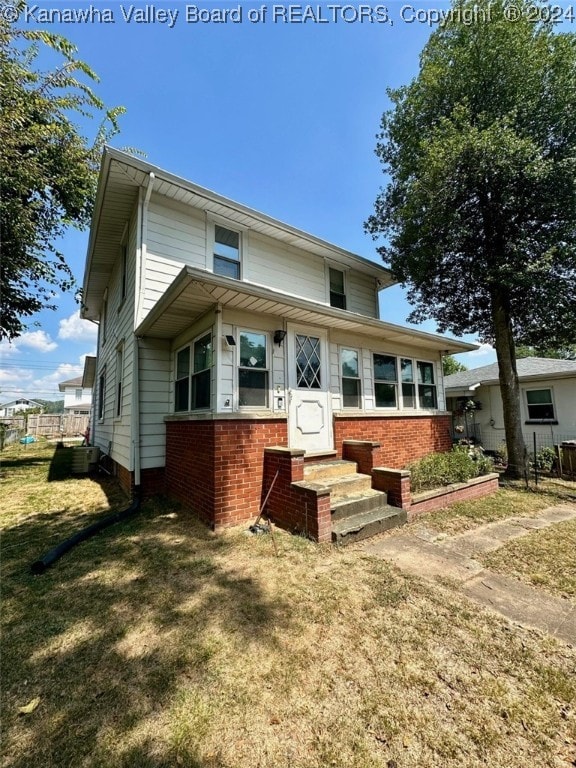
362, 504, 576, 644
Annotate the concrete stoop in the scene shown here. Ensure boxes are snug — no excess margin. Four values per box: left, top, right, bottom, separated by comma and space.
303, 459, 407, 545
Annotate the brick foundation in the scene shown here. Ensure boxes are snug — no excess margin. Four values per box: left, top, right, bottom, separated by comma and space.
263, 448, 332, 542
165, 418, 288, 529
334, 415, 452, 469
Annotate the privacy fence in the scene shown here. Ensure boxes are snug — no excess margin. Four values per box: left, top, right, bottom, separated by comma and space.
0, 414, 89, 440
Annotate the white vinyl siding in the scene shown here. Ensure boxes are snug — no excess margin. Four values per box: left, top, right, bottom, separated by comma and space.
247, 232, 326, 303
139, 339, 171, 469
347, 271, 378, 317
144, 198, 206, 316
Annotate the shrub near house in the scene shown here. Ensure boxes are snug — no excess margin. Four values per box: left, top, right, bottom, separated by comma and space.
407, 446, 494, 494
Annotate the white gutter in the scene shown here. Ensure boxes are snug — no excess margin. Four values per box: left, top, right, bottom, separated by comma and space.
132, 172, 155, 488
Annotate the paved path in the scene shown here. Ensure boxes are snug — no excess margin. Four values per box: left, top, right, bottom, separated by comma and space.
362, 505, 576, 644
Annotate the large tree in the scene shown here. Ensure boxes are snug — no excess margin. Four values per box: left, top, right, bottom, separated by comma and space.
366, 0, 576, 478
0, 4, 124, 341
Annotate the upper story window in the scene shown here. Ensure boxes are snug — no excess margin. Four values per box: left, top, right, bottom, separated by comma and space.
175, 333, 213, 412
75, 388, 83, 401
214, 225, 241, 280
120, 245, 127, 302
525, 388, 555, 421
239, 331, 268, 407
329, 267, 347, 310
341, 348, 361, 408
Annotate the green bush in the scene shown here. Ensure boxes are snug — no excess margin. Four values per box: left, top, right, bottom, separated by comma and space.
407, 446, 494, 493
532, 446, 556, 473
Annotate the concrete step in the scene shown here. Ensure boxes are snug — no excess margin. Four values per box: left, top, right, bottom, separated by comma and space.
304, 460, 358, 482
322, 473, 373, 501
332, 507, 407, 546
331, 488, 388, 521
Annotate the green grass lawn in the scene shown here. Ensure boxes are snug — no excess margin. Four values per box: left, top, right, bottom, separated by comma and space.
1, 442, 575, 768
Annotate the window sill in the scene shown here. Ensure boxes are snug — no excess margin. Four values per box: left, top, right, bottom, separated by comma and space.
165, 411, 287, 422
525, 420, 558, 425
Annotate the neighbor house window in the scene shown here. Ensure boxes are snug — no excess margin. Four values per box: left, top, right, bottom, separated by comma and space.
213, 225, 241, 279
525, 389, 555, 421
329, 267, 346, 309
115, 346, 124, 418
75, 388, 83, 401
98, 367, 106, 421
239, 331, 268, 407
373, 353, 398, 408
174, 333, 213, 412
341, 348, 361, 408
417, 361, 438, 409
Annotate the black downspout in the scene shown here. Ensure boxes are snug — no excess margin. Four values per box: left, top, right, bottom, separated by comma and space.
30, 488, 142, 575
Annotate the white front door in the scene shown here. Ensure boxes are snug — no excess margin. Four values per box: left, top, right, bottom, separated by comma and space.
287, 326, 333, 453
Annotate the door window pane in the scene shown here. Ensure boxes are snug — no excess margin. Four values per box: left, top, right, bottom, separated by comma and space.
296, 334, 321, 389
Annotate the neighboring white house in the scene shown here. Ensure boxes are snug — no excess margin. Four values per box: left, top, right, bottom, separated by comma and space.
0, 398, 44, 418
445, 357, 576, 451
58, 376, 93, 415
81, 148, 475, 537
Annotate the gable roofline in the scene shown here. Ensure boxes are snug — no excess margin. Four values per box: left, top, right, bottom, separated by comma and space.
82, 148, 395, 320
444, 357, 576, 391
58, 376, 85, 391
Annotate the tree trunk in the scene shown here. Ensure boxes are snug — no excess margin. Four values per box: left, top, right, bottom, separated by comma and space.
490, 287, 527, 480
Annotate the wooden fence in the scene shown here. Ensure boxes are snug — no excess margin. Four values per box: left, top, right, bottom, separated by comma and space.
0, 414, 89, 438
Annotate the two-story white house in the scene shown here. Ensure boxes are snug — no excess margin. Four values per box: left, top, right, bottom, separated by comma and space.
58, 376, 93, 415
81, 148, 475, 541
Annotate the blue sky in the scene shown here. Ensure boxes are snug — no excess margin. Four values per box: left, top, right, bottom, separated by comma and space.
0, 1, 497, 404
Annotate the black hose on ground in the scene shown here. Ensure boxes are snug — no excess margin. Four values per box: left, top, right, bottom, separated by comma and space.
30, 490, 142, 575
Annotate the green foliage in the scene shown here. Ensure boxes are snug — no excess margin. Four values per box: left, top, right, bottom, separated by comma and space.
366, 0, 576, 479
0, 3, 125, 341
366, 0, 576, 348
532, 447, 557, 473
494, 443, 508, 466
516, 345, 576, 361
407, 446, 493, 493
443, 355, 468, 376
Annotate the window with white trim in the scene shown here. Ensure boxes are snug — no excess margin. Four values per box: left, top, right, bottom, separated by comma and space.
213, 225, 241, 280
174, 333, 213, 412
373, 353, 398, 408
239, 331, 268, 407
417, 361, 437, 409
525, 388, 555, 421
329, 267, 346, 309
373, 354, 438, 410
75, 388, 83, 401
97, 367, 106, 421
341, 348, 361, 408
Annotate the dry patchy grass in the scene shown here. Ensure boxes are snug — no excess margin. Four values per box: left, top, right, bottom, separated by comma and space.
481, 518, 576, 600
412, 482, 576, 535
1, 443, 575, 768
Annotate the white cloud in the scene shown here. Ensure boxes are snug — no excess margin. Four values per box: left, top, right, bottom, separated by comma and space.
0, 340, 20, 358
17, 331, 58, 353
469, 343, 495, 357
58, 312, 98, 343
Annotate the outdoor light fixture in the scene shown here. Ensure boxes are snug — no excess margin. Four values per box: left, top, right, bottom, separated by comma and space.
273, 330, 287, 346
